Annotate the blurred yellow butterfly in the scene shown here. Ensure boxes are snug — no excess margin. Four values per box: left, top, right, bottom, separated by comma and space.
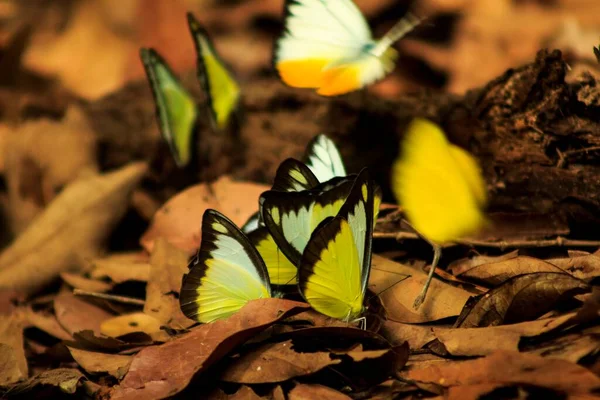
391, 118, 487, 307
274, 0, 421, 96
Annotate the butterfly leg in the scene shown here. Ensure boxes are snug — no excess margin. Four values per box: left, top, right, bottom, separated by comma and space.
413, 243, 441, 309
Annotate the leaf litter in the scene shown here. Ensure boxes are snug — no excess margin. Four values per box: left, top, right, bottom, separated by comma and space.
1, 1, 600, 399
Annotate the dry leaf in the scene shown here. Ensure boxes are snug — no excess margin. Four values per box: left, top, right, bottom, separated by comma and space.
0, 314, 27, 386
6, 368, 84, 395
22, 307, 72, 341
381, 321, 436, 350
110, 299, 309, 399
546, 251, 600, 281
0, 163, 147, 295
54, 291, 113, 336
141, 176, 269, 254
3, 106, 98, 234
288, 384, 351, 400
404, 350, 600, 397
67, 347, 132, 379
526, 328, 600, 363
90, 252, 151, 283
447, 250, 519, 276
100, 313, 162, 338
144, 238, 193, 329
456, 272, 590, 328
221, 340, 340, 384
456, 256, 565, 285
60, 272, 113, 293
369, 255, 472, 323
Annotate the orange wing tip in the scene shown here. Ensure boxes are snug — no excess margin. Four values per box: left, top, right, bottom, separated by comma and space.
276, 59, 329, 88
317, 66, 363, 96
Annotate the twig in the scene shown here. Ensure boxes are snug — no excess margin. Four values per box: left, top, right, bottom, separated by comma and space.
73, 289, 145, 306
373, 232, 600, 249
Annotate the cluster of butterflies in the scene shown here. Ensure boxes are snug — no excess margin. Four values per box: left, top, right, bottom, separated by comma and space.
140, 0, 422, 168
179, 134, 379, 323
179, 119, 488, 324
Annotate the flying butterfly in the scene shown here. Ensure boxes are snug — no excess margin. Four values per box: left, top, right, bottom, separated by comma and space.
140, 48, 198, 167
187, 13, 241, 130
391, 118, 487, 308
179, 209, 271, 323
298, 169, 376, 321
274, 0, 422, 96
302, 134, 347, 182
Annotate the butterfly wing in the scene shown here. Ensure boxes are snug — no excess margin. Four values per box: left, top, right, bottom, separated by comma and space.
248, 227, 298, 285
391, 118, 487, 243
140, 48, 197, 167
180, 210, 271, 323
260, 178, 354, 265
298, 169, 375, 320
302, 134, 347, 182
271, 158, 320, 192
187, 13, 241, 130
274, 0, 374, 90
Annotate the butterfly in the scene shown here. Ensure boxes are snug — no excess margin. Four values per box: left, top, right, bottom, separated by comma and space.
179, 209, 271, 323
302, 134, 347, 182
298, 168, 376, 321
188, 13, 241, 130
274, 0, 422, 96
391, 118, 487, 308
140, 48, 198, 167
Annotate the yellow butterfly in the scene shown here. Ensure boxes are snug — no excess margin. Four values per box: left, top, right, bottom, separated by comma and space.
180, 210, 271, 323
391, 118, 487, 307
274, 0, 421, 96
187, 13, 241, 130
140, 48, 198, 167
298, 169, 376, 321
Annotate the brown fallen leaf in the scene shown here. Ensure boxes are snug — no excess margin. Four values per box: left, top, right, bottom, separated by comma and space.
288, 383, 351, 400
547, 250, 600, 281
22, 307, 72, 341
0, 163, 147, 295
144, 238, 192, 329
369, 255, 472, 323
67, 347, 132, 379
110, 299, 310, 399
433, 311, 582, 357
403, 350, 600, 397
60, 272, 113, 293
223, 385, 263, 400
456, 272, 590, 328
525, 327, 600, 363
380, 320, 436, 350
54, 290, 113, 336
90, 253, 151, 283
3, 106, 98, 234
141, 176, 269, 254
0, 313, 27, 386
5, 368, 84, 395
100, 313, 162, 338
221, 340, 340, 384
456, 256, 565, 285
447, 250, 520, 276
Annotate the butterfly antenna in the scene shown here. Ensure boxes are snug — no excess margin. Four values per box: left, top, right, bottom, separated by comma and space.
372, 12, 423, 57
413, 243, 442, 309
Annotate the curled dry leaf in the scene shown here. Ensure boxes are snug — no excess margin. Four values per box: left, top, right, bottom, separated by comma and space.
141, 176, 269, 254
110, 299, 309, 400
100, 313, 162, 338
54, 291, 113, 336
288, 383, 351, 400
369, 255, 472, 323
447, 250, 519, 276
90, 252, 151, 284
5, 368, 84, 395
3, 106, 98, 234
67, 347, 132, 379
0, 163, 147, 295
456, 272, 590, 328
221, 340, 340, 384
456, 256, 565, 285
0, 314, 27, 386
60, 272, 113, 293
404, 350, 600, 397
144, 238, 192, 329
